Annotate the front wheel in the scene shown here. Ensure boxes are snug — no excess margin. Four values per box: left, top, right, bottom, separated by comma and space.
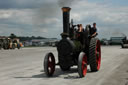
78, 52, 87, 78
44, 52, 55, 77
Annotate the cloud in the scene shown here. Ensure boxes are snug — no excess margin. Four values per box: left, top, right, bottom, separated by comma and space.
57, 0, 77, 7
0, 0, 128, 39
69, 0, 128, 39
0, 2, 62, 37
0, 10, 12, 19
0, 0, 41, 9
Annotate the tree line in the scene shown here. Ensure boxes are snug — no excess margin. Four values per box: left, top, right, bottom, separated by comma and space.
9, 33, 47, 42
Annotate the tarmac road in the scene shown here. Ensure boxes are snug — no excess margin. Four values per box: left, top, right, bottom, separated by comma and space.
0, 46, 128, 85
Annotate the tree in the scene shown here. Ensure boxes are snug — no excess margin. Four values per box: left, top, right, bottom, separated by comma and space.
9, 33, 17, 39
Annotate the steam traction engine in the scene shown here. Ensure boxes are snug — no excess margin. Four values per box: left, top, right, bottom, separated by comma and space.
43, 7, 101, 78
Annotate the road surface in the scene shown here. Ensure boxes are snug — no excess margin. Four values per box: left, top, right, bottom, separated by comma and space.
0, 46, 128, 85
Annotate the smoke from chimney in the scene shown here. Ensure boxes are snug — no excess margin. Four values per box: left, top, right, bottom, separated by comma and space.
57, 0, 77, 7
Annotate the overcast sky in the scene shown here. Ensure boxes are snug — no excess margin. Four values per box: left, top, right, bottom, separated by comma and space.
0, 0, 128, 39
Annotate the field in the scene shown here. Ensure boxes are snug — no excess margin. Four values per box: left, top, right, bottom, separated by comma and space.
0, 46, 128, 85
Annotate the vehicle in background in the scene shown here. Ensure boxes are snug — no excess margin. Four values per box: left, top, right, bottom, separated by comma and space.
109, 37, 126, 45
0, 38, 3, 49
31, 39, 59, 47
121, 37, 128, 48
11, 38, 22, 49
49, 41, 59, 47
2, 37, 10, 50
0, 37, 22, 50
100, 38, 109, 45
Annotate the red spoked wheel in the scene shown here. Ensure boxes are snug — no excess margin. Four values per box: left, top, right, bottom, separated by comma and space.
96, 40, 101, 70
78, 52, 88, 78
89, 38, 101, 72
44, 52, 55, 77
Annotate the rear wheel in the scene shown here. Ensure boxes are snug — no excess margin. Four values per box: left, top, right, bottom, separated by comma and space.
44, 52, 55, 77
78, 52, 87, 78
89, 38, 101, 72
3, 44, 8, 50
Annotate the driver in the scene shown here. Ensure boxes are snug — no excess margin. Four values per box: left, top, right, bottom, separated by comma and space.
90, 22, 98, 38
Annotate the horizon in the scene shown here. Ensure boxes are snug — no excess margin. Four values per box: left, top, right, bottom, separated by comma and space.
0, 0, 128, 39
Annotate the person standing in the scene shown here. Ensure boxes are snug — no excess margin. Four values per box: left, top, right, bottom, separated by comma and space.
76, 24, 84, 45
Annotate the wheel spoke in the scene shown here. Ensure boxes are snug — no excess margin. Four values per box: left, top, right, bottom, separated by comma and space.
48, 61, 52, 67
82, 56, 87, 76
